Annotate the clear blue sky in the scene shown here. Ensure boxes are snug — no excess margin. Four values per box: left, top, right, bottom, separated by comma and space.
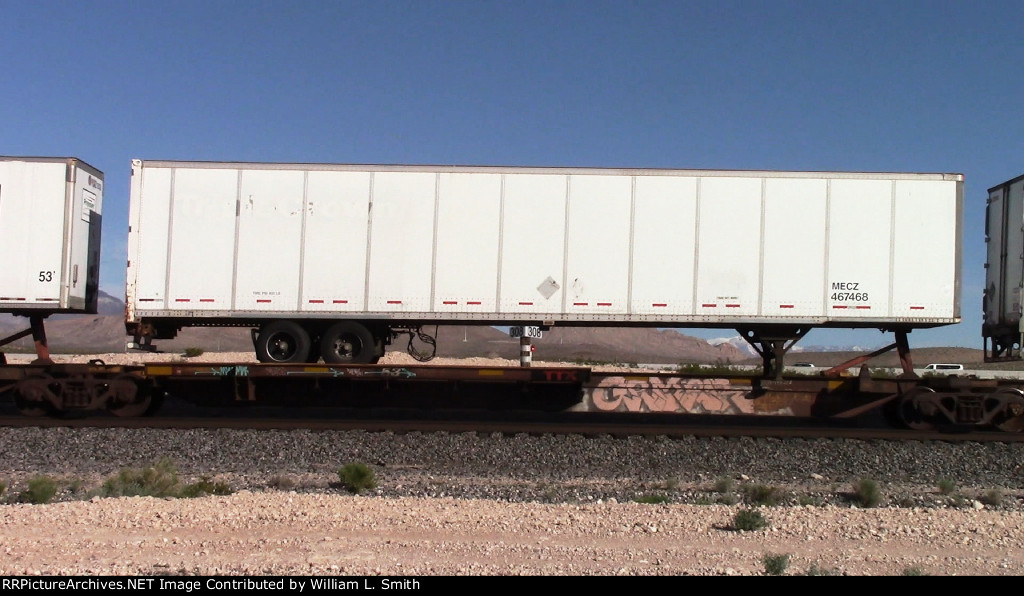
3, 0, 1021, 349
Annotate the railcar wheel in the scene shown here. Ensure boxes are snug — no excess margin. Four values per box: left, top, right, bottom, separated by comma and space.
107, 375, 162, 417
895, 387, 940, 431
14, 375, 58, 417
988, 389, 1024, 433
255, 321, 313, 363
320, 321, 376, 364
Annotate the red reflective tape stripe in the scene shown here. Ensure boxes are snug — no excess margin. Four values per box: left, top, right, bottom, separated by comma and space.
387, 300, 402, 304
519, 301, 533, 305
597, 302, 612, 306
726, 304, 740, 308
467, 301, 481, 305
175, 298, 190, 302
200, 299, 214, 303
256, 299, 271, 303
701, 303, 716, 308
652, 303, 667, 307
139, 298, 156, 302
832, 305, 848, 309
910, 306, 924, 310
779, 304, 794, 309
442, 301, 457, 305
573, 302, 588, 306
856, 306, 871, 309
309, 299, 324, 303
333, 299, 348, 304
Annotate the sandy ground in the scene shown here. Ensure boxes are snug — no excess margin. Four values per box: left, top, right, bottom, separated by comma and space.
1, 492, 1023, 576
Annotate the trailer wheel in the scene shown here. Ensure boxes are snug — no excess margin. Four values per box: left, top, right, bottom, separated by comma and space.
256, 321, 313, 363
320, 321, 377, 364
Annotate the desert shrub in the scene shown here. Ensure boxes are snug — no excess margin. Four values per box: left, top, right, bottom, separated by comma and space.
742, 483, 785, 506
102, 459, 181, 497
949, 494, 970, 508
937, 478, 956, 495
654, 477, 679, 491
102, 460, 231, 499
68, 478, 88, 495
677, 360, 743, 375
338, 463, 377, 494
0, 480, 6, 498
896, 496, 917, 508
179, 477, 232, 498
20, 476, 58, 504
797, 494, 823, 507
183, 347, 204, 358
633, 494, 670, 504
713, 477, 735, 493
853, 478, 881, 508
717, 493, 739, 506
267, 474, 296, 490
803, 563, 840, 576
979, 488, 1004, 507
868, 368, 899, 378
732, 508, 768, 531
903, 566, 927, 576
763, 552, 791, 576
540, 486, 560, 502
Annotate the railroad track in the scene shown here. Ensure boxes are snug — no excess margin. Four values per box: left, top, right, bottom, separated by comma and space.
7, 360, 1024, 437
2, 402, 1020, 443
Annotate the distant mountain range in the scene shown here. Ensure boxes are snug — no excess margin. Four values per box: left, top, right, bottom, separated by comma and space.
708, 335, 878, 357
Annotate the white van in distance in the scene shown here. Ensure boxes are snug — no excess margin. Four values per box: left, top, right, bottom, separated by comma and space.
923, 363, 964, 371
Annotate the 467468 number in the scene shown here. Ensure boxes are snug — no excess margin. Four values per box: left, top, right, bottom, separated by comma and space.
831, 292, 868, 302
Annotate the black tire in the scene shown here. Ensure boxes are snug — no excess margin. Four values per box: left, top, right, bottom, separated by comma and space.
255, 321, 313, 363
320, 321, 377, 364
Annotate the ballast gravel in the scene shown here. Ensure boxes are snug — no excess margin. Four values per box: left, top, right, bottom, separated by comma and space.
1, 352, 1023, 575
1, 425, 1023, 576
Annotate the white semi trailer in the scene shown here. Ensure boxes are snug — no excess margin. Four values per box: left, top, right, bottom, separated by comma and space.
0, 156, 104, 362
984, 173, 1024, 361
125, 160, 963, 375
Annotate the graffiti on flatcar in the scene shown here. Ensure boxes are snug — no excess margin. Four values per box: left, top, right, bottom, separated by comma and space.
363, 368, 417, 378
197, 366, 250, 377
584, 376, 758, 414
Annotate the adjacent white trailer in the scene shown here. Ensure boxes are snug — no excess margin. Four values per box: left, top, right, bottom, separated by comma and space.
984, 173, 1024, 361
125, 160, 963, 370
0, 156, 103, 314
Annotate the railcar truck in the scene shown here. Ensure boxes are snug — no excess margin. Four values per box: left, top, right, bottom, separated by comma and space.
125, 161, 963, 376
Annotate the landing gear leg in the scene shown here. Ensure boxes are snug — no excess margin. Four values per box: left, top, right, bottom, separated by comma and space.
29, 315, 53, 365
738, 326, 809, 380
0, 315, 53, 365
824, 330, 916, 378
